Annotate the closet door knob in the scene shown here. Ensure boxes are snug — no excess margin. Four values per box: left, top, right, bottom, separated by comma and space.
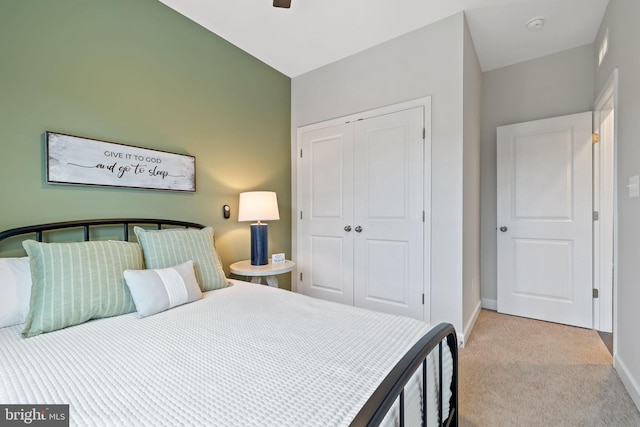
499, 226, 508, 232
355, 226, 363, 233
344, 225, 352, 232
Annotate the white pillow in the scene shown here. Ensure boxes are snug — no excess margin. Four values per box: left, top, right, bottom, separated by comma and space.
123, 260, 202, 318
0, 257, 32, 328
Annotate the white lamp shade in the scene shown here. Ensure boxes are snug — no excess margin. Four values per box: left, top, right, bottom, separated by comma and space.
238, 191, 280, 222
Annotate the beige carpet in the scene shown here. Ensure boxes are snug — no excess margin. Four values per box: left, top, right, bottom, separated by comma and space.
459, 310, 640, 427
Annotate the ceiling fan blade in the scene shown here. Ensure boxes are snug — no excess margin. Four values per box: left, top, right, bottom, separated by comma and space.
273, 0, 291, 8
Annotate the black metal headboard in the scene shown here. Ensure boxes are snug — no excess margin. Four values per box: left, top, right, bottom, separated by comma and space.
0, 218, 206, 243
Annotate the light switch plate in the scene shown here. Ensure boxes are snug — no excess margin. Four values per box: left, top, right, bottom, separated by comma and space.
272, 253, 285, 264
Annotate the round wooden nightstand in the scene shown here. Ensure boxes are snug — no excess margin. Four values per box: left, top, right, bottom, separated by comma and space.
229, 259, 295, 288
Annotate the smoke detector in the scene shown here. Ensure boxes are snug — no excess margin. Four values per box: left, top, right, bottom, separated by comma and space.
527, 17, 545, 30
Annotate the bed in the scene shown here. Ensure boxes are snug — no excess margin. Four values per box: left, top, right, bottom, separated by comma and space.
0, 218, 458, 427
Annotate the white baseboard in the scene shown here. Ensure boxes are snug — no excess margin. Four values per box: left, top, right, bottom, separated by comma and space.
615, 354, 640, 412
459, 299, 482, 348
481, 298, 497, 311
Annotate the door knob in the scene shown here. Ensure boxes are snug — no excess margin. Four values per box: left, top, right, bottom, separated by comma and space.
499, 226, 508, 232
355, 226, 363, 233
344, 225, 352, 232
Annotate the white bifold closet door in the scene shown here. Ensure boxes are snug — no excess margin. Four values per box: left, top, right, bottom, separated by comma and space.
299, 106, 425, 320
299, 122, 355, 306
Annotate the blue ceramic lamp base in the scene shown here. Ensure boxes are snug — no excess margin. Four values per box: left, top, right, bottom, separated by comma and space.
250, 223, 269, 265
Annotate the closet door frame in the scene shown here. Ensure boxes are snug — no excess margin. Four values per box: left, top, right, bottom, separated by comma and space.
293, 96, 432, 322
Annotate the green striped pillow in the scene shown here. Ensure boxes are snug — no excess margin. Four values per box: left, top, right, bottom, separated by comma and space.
134, 226, 228, 291
22, 240, 143, 338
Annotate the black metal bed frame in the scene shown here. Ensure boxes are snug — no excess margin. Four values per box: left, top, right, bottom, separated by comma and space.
0, 218, 206, 243
0, 218, 458, 427
351, 322, 459, 427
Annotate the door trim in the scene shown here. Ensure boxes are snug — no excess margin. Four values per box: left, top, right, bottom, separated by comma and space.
293, 97, 432, 322
593, 69, 618, 337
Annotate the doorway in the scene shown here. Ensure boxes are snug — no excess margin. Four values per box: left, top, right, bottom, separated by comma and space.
496, 69, 618, 336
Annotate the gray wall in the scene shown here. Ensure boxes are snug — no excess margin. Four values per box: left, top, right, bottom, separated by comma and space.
595, 0, 640, 408
292, 13, 474, 337
480, 44, 595, 307
462, 17, 483, 335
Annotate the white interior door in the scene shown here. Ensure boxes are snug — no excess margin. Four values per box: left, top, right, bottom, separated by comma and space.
497, 112, 593, 328
298, 124, 354, 305
353, 108, 424, 319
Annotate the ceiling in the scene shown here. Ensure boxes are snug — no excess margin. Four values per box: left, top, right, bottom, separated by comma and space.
157, 0, 609, 78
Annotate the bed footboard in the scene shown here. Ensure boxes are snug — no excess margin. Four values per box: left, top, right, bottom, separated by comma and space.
351, 322, 458, 427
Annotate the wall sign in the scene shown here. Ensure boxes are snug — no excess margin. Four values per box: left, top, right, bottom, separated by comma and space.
46, 132, 196, 192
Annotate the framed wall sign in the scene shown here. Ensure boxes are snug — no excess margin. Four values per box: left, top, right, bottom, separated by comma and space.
46, 132, 196, 192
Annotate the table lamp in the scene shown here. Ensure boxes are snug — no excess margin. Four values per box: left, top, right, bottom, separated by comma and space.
238, 191, 280, 265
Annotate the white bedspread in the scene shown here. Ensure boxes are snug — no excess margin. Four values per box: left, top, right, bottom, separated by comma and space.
0, 280, 450, 426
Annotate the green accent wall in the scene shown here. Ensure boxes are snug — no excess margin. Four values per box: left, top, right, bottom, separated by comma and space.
0, 0, 292, 287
